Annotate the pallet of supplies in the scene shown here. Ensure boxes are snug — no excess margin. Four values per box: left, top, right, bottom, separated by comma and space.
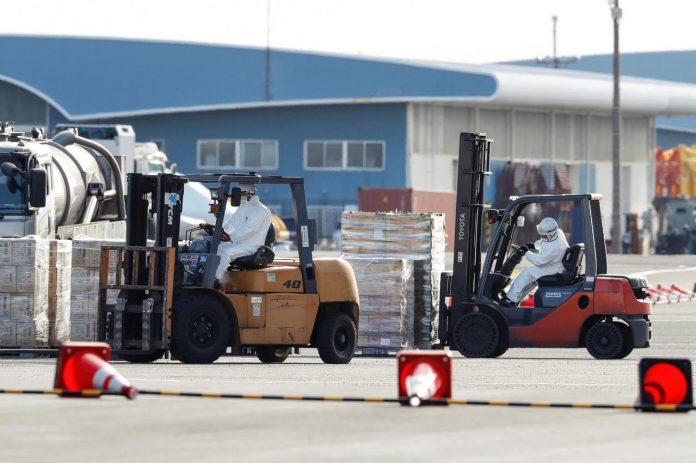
345, 257, 414, 351
0, 237, 49, 347
70, 238, 124, 342
48, 239, 72, 346
341, 212, 446, 348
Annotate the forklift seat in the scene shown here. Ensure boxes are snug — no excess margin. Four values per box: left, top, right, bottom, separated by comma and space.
536, 243, 585, 287
229, 225, 276, 271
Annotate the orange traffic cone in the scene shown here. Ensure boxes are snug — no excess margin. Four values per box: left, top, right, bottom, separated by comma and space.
54, 342, 137, 399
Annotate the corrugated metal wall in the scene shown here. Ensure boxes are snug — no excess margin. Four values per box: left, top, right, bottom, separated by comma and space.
408, 102, 654, 219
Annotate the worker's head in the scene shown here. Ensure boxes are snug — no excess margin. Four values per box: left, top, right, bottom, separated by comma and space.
239, 183, 256, 201
536, 217, 559, 242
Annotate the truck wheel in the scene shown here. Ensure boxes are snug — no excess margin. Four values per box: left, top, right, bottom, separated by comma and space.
255, 346, 291, 363
171, 293, 230, 364
613, 322, 634, 359
118, 350, 165, 364
315, 311, 356, 364
454, 312, 500, 358
585, 321, 624, 359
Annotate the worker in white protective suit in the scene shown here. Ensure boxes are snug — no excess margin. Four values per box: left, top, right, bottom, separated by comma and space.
214, 184, 272, 280
501, 217, 569, 307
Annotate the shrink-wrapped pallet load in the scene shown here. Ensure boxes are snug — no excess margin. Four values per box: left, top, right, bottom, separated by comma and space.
70, 238, 124, 342
341, 212, 446, 349
0, 237, 49, 347
344, 258, 414, 351
48, 240, 72, 346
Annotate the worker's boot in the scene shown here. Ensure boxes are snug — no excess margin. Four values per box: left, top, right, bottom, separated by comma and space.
500, 297, 517, 308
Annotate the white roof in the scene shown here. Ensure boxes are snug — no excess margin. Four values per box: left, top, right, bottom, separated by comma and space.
400, 59, 696, 115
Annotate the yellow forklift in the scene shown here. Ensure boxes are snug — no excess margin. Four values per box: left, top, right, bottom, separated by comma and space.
98, 172, 359, 364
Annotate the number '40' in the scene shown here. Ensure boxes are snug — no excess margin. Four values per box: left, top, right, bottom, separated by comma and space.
283, 280, 301, 289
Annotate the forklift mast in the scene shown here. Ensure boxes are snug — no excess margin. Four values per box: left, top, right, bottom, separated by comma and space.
451, 133, 492, 308
437, 133, 491, 345
125, 173, 188, 293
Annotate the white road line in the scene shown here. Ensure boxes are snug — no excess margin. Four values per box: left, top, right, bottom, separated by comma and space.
629, 266, 696, 278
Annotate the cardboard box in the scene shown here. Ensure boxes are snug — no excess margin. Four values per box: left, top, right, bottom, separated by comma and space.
70, 294, 97, 320
49, 239, 72, 268
70, 321, 97, 342
71, 268, 98, 294
0, 293, 11, 319
10, 295, 33, 319
0, 321, 15, 345
0, 266, 16, 292
0, 241, 12, 260
11, 239, 48, 265
15, 266, 46, 293
15, 320, 36, 347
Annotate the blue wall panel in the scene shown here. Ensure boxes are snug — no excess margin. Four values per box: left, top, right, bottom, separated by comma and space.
657, 128, 696, 149
93, 103, 407, 211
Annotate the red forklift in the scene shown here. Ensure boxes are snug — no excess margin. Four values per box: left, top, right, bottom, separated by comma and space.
438, 133, 652, 359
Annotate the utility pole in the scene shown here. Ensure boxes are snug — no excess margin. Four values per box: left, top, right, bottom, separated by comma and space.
537, 15, 579, 68
609, 0, 622, 253
264, 0, 272, 101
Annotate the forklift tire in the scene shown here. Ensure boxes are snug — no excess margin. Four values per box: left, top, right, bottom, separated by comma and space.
171, 293, 231, 364
255, 346, 291, 363
613, 322, 634, 359
315, 311, 357, 364
454, 312, 501, 358
585, 321, 625, 360
119, 350, 165, 364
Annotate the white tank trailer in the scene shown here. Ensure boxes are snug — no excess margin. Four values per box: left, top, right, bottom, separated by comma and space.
0, 122, 126, 238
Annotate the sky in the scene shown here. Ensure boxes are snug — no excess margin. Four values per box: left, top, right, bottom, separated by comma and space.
5, 0, 696, 64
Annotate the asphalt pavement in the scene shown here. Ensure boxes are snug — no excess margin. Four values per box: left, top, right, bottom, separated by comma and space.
2, 254, 696, 462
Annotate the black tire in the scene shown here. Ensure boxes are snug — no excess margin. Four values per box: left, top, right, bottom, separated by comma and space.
315, 311, 357, 364
493, 330, 510, 358
614, 322, 634, 359
171, 292, 230, 364
255, 346, 291, 363
119, 350, 165, 364
454, 312, 501, 358
585, 321, 625, 359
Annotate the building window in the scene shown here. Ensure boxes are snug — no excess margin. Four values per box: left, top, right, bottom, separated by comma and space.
304, 141, 385, 170
197, 139, 278, 170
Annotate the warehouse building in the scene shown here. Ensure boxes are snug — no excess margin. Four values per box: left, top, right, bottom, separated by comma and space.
510, 51, 696, 148
2, 36, 696, 236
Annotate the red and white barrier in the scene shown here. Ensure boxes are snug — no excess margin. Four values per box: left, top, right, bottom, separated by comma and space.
647, 283, 696, 305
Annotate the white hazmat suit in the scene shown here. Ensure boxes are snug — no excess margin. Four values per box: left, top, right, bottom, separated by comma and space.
215, 193, 272, 280
506, 219, 569, 303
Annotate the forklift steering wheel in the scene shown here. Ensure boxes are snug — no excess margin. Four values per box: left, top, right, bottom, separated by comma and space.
199, 223, 231, 242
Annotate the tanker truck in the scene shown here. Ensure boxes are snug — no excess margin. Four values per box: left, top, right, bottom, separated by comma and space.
0, 122, 126, 238
54, 123, 234, 238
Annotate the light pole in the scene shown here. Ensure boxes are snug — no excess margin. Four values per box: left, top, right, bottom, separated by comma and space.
609, 0, 622, 253
536, 15, 579, 69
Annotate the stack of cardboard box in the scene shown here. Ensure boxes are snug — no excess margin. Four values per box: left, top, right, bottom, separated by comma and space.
48, 240, 72, 346
0, 238, 49, 347
344, 258, 414, 351
70, 239, 123, 342
341, 212, 446, 349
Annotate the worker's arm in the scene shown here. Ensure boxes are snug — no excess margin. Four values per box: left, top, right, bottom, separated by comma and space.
525, 244, 561, 267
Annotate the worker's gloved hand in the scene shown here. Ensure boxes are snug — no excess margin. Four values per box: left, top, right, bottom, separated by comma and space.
516, 245, 528, 254
221, 230, 231, 242
199, 223, 215, 235
525, 242, 536, 251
